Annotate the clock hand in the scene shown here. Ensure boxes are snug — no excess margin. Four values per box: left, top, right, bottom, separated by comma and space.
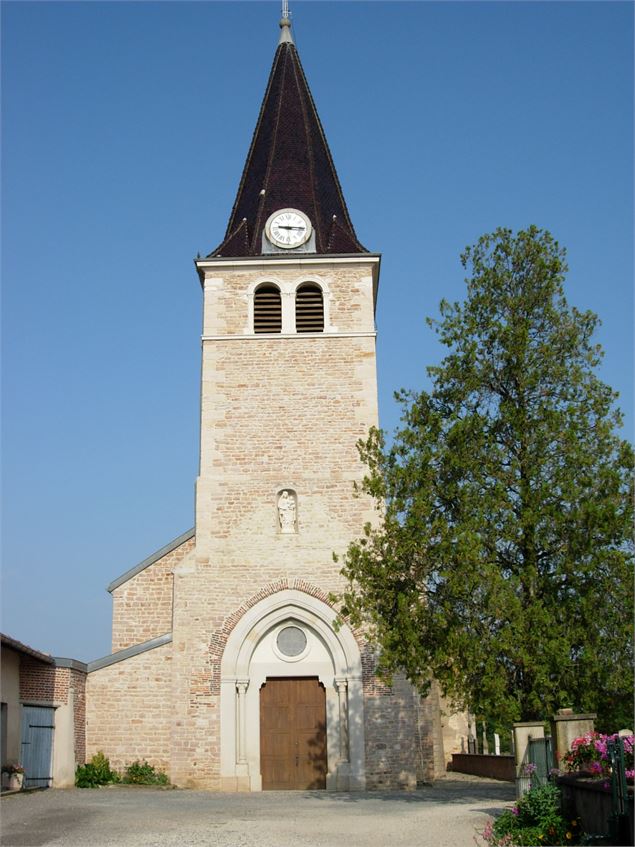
276, 225, 306, 230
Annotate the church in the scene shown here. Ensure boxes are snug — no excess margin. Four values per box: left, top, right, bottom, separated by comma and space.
84, 10, 464, 791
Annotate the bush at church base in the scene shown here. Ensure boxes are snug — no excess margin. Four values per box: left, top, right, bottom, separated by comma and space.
75, 752, 119, 788
121, 760, 169, 785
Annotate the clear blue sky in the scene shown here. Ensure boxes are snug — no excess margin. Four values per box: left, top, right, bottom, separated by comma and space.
2, 1, 633, 662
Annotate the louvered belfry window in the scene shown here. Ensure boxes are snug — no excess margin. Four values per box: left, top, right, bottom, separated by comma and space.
295, 284, 324, 333
254, 284, 282, 333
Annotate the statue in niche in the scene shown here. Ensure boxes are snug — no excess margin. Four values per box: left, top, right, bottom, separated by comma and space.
277, 490, 297, 534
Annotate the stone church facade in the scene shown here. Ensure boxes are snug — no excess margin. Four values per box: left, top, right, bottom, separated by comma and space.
85, 14, 464, 790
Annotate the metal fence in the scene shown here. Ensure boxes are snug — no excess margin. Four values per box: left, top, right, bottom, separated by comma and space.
516, 734, 554, 795
607, 737, 631, 846
528, 735, 554, 786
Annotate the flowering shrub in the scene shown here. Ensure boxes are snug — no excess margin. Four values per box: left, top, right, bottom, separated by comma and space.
481, 783, 581, 846
562, 732, 634, 781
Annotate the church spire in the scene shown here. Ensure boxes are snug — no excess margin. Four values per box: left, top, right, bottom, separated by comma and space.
210, 8, 367, 258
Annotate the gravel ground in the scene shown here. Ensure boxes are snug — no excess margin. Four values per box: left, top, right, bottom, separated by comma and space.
0, 774, 514, 847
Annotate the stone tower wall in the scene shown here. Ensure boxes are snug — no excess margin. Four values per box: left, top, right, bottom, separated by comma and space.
194, 260, 380, 562
167, 258, 385, 786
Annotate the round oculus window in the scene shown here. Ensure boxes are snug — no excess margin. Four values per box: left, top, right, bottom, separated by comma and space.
276, 626, 307, 657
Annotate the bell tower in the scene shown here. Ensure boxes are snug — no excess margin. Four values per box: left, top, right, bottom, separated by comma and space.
181, 10, 381, 790
87, 8, 449, 793
193, 13, 380, 558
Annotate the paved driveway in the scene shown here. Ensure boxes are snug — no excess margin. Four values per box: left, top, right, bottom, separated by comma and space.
1, 774, 514, 847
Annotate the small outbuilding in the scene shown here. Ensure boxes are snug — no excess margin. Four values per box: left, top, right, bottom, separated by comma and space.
1, 633, 86, 788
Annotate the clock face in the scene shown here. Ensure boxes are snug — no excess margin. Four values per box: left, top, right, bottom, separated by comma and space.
265, 209, 312, 249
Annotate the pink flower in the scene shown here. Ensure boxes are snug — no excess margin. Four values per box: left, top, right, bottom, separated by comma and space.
590, 761, 603, 774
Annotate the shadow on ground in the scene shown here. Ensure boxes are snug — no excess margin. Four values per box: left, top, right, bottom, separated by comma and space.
296, 777, 515, 805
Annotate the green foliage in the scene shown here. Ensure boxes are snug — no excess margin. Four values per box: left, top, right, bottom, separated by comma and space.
75, 754, 169, 788
75, 752, 119, 788
484, 783, 581, 846
336, 226, 634, 726
121, 760, 169, 785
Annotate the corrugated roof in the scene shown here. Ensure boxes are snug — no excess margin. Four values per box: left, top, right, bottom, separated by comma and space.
210, 29, 366, 258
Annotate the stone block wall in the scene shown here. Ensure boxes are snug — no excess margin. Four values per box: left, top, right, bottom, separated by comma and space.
195, 333, 379, 560
438, 694, 469, 765
362, 667, 445, 789
86, 643, 172, 772
111, 535, 195, 652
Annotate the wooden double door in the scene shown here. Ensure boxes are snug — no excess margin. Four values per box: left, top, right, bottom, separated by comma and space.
260, 677, 327, 790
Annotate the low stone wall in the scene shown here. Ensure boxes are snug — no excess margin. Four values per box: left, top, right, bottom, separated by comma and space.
449, 753, 515, 782
557, 774, 634, 845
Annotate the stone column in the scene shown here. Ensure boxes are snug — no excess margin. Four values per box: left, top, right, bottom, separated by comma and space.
335, 677, 349, 762
235, 680, 249, 765
550, 710, 596, 768
281, 291, 295, 333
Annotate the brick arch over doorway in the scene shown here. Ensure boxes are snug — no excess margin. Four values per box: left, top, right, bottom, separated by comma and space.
208, 578, 355, 694
218, 588, 366, 791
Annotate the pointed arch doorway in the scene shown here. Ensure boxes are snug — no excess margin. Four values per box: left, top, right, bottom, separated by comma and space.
219, 589, 366, 791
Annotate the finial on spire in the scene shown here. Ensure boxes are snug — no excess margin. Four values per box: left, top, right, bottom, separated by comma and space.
279, 0, 294, 45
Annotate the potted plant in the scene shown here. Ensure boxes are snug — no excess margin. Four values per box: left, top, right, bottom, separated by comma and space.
2, 764, 25, 791
562, 731, 634, 782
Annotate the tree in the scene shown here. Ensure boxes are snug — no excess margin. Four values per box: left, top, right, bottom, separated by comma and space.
337, 226, 633, 729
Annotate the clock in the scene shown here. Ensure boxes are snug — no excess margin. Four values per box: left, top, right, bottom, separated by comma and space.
265, 208, 312, 249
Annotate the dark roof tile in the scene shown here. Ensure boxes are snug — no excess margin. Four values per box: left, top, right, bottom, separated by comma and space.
210, 39, 366, 258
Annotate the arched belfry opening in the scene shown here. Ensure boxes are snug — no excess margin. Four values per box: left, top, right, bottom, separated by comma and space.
253, 283, 282, 333
219, 590, 365, 791
295, 283, 324, 333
